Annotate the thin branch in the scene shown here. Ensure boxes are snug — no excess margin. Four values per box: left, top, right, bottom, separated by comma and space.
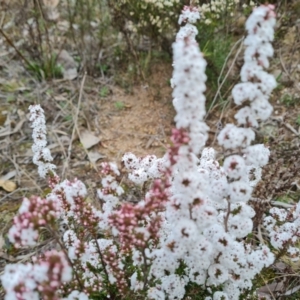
0, 28, 32, 68
224, 198, 231, 233
92, 234, 111, 288
62, 73, 87, 178
141, 247, 151, 292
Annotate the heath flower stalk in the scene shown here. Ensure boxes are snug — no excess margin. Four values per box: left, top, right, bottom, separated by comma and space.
147, 5, 276, 300
29, 105, 57, 178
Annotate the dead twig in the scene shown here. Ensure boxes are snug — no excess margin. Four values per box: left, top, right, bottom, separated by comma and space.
62, 73, 97, 177
62, 73, 87, 178
0, 28, 32, 69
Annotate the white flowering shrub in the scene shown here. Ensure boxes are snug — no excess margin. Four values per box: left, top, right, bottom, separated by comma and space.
2, 3, 299, 300
264, 205, 300, 257
107, 0, 182, 53
109, 0, 256, 38
199, 0, 256, 25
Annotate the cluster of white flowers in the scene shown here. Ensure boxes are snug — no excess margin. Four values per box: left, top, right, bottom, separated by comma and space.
63, 230, 121, 288
142, 0, 179, 9
63, 290, 89, 300
264, 204, 300, 259
29, 105, 56, 178
1, 264, 41, 300
7, 197, 39, 247
199, 0, 256, 25
115, 0, 181, 37
171, 6, 209, 155
122, 153, 168, 185
97, 162, 124, 230
231, 8, 276, 123
1, 250, 72, 300
218, 3, 276, 153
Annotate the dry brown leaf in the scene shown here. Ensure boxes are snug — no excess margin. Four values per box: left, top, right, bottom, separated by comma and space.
54, 94, 68, 101
100, 141, 109, 148
0, 179, 17, 192
0, 170, 16, 181
257, 281, 284, 296
285, 285, 300, 296
79, 130, 101, 149
256, 292, 272, 300
0, 171, 17, 192
88, 151, 106, 163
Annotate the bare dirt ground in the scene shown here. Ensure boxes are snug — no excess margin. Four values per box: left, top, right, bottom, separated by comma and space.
0, 61, 174, 224
1, 1, 300, 298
